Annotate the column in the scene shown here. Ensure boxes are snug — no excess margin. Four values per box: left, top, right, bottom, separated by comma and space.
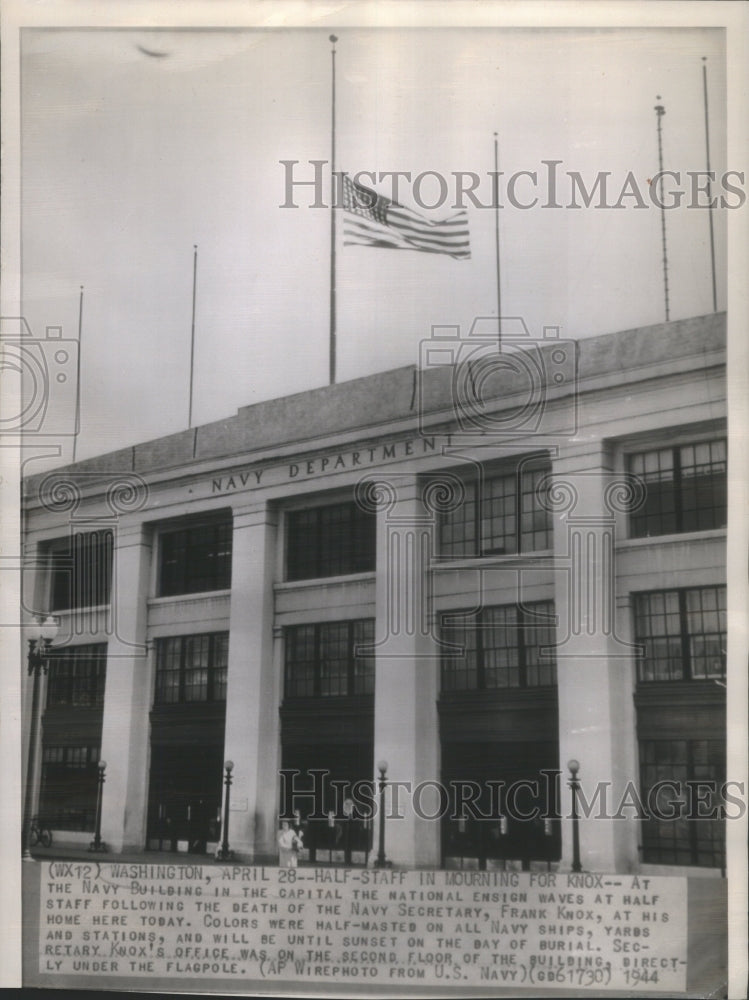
550, 443, 639, 872
100, 521, 152, 852
222, 501, 280, 863
369, 474, 440, 867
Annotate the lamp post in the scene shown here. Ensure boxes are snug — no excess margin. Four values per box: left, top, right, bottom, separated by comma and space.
567, 759, 582, 873
89, 760, 107, 852
22, 616, 60, 861
216, 761, 234, 861
374, 760, 390, 869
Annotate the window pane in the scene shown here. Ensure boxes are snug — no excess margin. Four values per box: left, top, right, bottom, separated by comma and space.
284, 619, 375, 697
183, 635, 210, 701
640, 738, 725, 868
438, 461, 551, 559
287, 503, 376, 580
50, 531, 113, 611
319, 622, 349, 696
352, 620, 375, 695
47, 643, 107, 709
680, 440, 727, 533
154, 632, 228, 704
159, 522, 232, 596
629, 440, 726, 538
439, 481, 477, 558
634, 587, 726, 682
520, 468, 552, 552
285, 624, 316, 697
39, 744, 100, 831
522, 601, 557, 686
441, 614, 479, 690
482, 605, 519, 688
212, 634, 229, 701
481, 475, 516, 555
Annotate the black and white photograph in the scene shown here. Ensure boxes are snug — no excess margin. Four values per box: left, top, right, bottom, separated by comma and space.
1, 1, 747, 996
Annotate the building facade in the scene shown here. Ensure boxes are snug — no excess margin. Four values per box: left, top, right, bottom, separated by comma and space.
21, 313, 727, 874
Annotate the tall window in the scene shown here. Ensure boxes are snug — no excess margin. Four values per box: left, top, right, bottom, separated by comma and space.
284, 619, 375, 697
159, 520, 232, 596
639, 739, 725, 868
634, 586, 726, 682
48, 530, 113, 611
286, 501, 376, 581
154, 633, 229, 704
628, 439, 726, 538
39, 745, 100, 831
438, 461, 551, 559
441, 601, 557, 692
46, 643, 107, 709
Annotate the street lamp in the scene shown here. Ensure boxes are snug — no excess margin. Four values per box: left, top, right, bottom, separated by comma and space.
567, 759, 582, 873
374, 760, 391, 869
22, 615, 60, 861
89, 760, 107, 852
216, 761, 234, 861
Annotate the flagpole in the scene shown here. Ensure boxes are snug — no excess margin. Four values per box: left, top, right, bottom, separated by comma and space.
329, 34, 338, 385
654, 97, 670, 322
702, 57, 718, 313
494, 133, 502, 348
72, 285, 83, 463
188, 244, 198, 428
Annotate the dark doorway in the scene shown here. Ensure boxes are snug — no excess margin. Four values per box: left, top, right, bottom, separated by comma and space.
147, 744, 223, 853
441, 741, 561, 870
280, 741, 373, 865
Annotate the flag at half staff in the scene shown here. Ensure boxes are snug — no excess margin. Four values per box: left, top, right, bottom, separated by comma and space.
341, 174, 470, 260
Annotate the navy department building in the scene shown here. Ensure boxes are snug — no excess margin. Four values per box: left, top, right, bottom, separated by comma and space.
21, 313, 727, 874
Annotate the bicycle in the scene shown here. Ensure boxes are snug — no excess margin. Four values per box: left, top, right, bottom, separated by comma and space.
29, 816, 52, 848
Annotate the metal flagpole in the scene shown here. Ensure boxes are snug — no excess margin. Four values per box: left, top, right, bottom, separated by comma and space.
654, 98, 670, 322
329, 35, 338, 385
188, 244, 198, 428
494, 133, 502, 349
702, 57, 718, 313
72, 285, 84, 463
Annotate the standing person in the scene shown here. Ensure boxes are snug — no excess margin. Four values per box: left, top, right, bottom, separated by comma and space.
277, 820, 303, 867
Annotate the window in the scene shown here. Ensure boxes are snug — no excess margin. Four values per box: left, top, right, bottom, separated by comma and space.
46, 644, 107, 709
39, 744, 100, 831
286, 501, 376, 581
438, 461, 551, 558
634, 586, 726, 682
48, 530, 113, 611
628, 439, 726, 538
159, 520, 232, 596
639, 739, 725, 868
154, 633, 229, 704
441, 601, 557, 691
284, 619, 375, 697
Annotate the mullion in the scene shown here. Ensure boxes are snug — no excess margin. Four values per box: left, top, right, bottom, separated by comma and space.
314, 625, 321, 697
678, 590, 690, 680
347, 621, 355, 695
474, 481, 482, 557
672, 448, 683, 533
517, 605, 527, 688
207, 634, 214, 701
477, 611, 485, 689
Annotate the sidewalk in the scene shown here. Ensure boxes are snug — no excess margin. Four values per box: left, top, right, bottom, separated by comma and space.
28, 843, 257, 866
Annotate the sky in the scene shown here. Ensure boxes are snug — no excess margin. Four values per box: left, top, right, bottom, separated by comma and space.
19, 25, 728, 468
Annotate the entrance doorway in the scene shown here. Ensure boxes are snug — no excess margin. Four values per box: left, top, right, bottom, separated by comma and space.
280, 741, 373, 865
441, 741, 561, 870
147, 745, 223, 853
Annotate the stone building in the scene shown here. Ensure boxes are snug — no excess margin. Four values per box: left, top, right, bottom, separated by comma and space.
21, 312, 726, 874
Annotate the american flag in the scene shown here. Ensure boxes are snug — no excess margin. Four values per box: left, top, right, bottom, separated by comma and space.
341, 174, 470, 260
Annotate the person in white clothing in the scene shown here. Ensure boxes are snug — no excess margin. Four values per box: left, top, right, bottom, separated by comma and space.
277, 820, 303, 867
